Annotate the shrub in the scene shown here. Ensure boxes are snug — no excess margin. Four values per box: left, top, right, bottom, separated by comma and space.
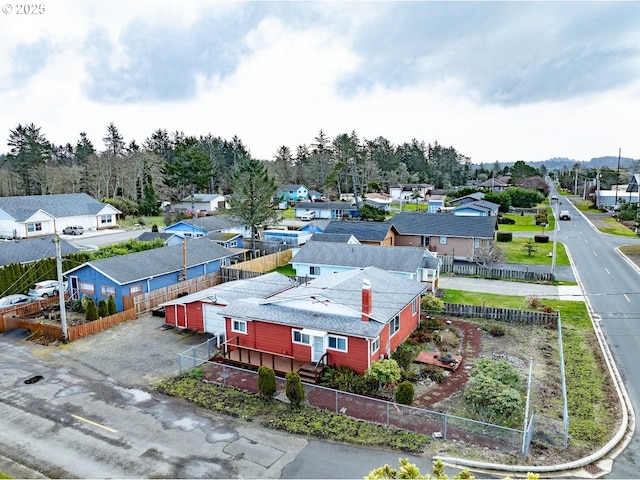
540, 305, 555, 313
496, 232, 513, 242
107, 295, 117, 315
419, 364, 445, 383
526, 296, 542, 308
420, 316, 443, 330
320, 366, 377, 395
285, 371, 305, 407
151, 224, 159, 232
534, 235, 549, 243
392, 347, 417, 369
98, 299, 109, 318
85, 298, 99, 321
365, 359, 402, 390
535, 213, 548, 225
395, 381, 415, 405
400, 365, 419, 383
258, 366, 277, 397
488, 324, 505, 337
437, 330, 459, 351
420, 295, 444, 315
498, 216, 516, 224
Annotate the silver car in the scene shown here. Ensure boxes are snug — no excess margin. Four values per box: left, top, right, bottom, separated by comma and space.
0, 294, 34, 307
28, 280, 68, 299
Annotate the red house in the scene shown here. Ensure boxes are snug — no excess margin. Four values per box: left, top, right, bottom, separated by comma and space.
217, 266, 428, 377
161, 272, 297, 335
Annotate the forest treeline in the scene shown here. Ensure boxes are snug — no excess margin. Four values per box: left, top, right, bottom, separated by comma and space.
1, 122, 634, 214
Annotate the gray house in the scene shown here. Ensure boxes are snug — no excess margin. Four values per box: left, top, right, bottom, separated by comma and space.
290, 241, 440, 291
0, 235, 82, 266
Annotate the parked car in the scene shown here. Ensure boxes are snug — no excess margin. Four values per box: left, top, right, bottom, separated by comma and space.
63, 225, 84, 235
300, 211, 316, 221
0, 294, 35, 307
28, 280, 68, 299
559, 210, 571, 220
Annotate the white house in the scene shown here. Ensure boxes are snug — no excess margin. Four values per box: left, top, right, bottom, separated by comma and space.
0, 193, 121, 239
172, 193, 227, 213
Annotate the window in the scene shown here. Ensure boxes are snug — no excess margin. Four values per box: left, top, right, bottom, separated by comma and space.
293, 330, 311, 345
328, 335, 347, 352
309, 266, 320, 275
232, 319, 247, 334
440, 236, 447, 245
101, 285, 116, 296
100, 215, 113, 225
27, 222, 43, 233
229, 240, 237, 247
390, 315, 400, 337
412, 297, 418, 315
129, 284, 143, 295
80, 282, 95, 294
474, 238, 480, 248
371, 338, 380, 355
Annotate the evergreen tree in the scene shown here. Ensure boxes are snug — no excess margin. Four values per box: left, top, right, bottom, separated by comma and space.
98, 299, 109, 318
107, 295, 117, 315
285, 371, 305, 407
227, 158, 280, 252
257, 366, 277, 398
85, 298, 99, 321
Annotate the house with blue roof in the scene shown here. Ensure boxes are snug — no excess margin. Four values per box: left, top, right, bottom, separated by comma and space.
452, 200, 500, 217
136, 231, 183, 247
0, 193, 121, 239
163, 214, 250, 240
64, 239, 234, 311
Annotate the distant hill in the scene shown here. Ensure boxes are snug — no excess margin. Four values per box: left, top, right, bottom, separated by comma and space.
489, 156, 637, 171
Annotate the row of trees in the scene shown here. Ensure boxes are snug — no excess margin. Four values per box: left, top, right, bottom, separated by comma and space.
0, 123, 475, 205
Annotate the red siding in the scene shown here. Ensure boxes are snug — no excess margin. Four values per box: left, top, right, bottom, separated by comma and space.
328, 336, 370, 374
165, 305, 178, 327
185, 302, 204, 332
255, 322, 291, 355
369, 297, 420, 366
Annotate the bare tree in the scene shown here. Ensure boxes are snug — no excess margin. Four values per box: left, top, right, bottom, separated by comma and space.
473, 243, 505, 266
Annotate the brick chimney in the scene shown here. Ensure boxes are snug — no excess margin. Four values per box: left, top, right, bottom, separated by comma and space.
361, 279, 372, 322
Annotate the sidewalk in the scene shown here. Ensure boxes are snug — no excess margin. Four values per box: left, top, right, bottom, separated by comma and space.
438, 275, 584, 301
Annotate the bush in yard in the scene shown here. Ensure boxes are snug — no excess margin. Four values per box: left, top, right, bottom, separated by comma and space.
496, 231, 512, 242
107, 295, 117, 315
521, 239, 538, 256
420, 295, 444, 315
258, 366, 277, 398
392, 347, 417, 369
526, 296, 542, 309
488, 324, 505, 337
85, 297, 99, 321
472, 358, 522, 389
497, 216, 516, 224
534, 235, 549, 243
419, 365, 445, 384
285, 371, 305, 407
535, 212, 548, 225
98, 299, 109, 318
320, 366, 377, 395
395, 381, 415, 405
365, 359, 402, 391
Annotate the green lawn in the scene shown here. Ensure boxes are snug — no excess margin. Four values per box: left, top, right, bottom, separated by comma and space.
498, 237, 570, 266
498, 211, 555, 232
120, 215, 166, 228
598, 217, 638, 237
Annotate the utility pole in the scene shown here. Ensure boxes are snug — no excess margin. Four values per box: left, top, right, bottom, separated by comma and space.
55, 235, 68, 341
614, 148, 621, 207
551, 201, 558, 280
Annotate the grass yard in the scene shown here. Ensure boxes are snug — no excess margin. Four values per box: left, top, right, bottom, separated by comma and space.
598, 217, 638, 237
497, 236, 570, 266
120, 215, 166, 228
498, 211, 555, 232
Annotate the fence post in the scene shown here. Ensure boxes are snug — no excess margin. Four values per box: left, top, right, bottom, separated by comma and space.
386, 402, 390, 427
443, 414, 448, 440
335, 390, 339, 414
192, 346, 197, 368
178, 354, 183, 374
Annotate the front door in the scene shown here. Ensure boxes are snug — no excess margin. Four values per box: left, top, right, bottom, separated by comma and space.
312, 335, 325, 363
70, 276, 80, 300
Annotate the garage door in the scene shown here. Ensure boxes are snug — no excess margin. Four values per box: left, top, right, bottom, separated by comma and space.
203, 305, 226, 335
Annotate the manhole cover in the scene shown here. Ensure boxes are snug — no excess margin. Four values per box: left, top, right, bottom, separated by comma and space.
24, 375, 44, 384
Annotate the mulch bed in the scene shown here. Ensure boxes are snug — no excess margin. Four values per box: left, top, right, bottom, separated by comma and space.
412, 319, 481, 408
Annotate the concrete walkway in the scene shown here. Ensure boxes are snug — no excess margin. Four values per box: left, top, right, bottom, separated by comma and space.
438, 275, 584, 301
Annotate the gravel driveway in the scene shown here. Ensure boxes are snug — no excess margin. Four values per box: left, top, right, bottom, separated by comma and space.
34, 313, 213, 389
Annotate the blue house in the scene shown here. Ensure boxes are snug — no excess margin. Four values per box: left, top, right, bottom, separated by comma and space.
64, 239, 234, 311
136, 231, 183, 247
277, 184, 310, 203
163, 214, 250, 239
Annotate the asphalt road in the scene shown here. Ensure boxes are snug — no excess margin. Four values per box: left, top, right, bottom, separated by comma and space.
549, 188, 640, 478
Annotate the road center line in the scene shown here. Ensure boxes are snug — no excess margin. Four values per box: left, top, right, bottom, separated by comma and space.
624, 294, 631, 303
71, 414, 118, 433
605, 268, 611, 275
593, 251, 598, 257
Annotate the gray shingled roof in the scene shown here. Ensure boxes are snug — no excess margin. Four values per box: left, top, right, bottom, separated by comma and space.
136, 232, 177, 242
0, 236, 81, 266
308, 233, 359, 243
65, 238, 233, 284
389, 212, 496, 238
292, 242, 428, 274
160, 272, 297, 307
219, 267, 427, 338
453, 200, 499, 214
0, 193, 119, 222
323, 220, 395, 242
180, 214, 247, 233
179, 193, 224, 202
295, 202, 358, 211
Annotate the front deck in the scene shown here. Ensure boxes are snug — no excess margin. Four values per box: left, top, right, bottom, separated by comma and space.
215, 337, 327, 383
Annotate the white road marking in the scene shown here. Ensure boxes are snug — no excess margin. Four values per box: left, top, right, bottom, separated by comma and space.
71, 414, 118, 433
624, 294, 631, 303
593, 251, 598, 257
605, 268, 611, 275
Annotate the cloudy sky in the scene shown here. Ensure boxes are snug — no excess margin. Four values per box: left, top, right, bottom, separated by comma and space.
1, 1, 639, 164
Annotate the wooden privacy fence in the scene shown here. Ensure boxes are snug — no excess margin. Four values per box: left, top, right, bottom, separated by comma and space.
130, 271, 222, 314
439, 256, 554, 282
226, 250, 293, 273
443, 302, 558, 325
1, 308, 137, 341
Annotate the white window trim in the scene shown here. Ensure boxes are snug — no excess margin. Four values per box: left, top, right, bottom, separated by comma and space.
371, 338, 380, 355
440, 236, 447, 245
328, 334, 348, 352
390, 315, 400, 338
412, 297, 418, 315
231, 319, 247, 334
292, 330, 311, 345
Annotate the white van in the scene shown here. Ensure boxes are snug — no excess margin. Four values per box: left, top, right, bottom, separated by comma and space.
300, 211, 316, 221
